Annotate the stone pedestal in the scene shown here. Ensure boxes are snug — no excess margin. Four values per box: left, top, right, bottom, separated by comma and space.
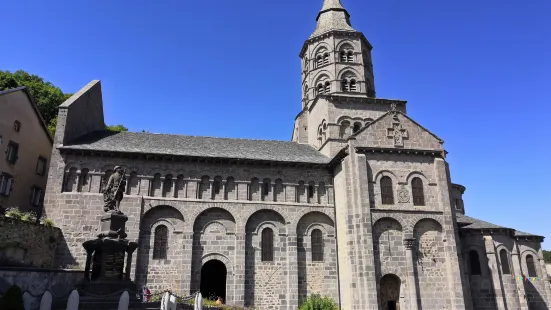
75, 212, 141, 308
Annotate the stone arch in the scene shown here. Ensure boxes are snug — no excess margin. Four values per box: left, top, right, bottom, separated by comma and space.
191, 208, 237, 295
310, 42, 332, 59
373, 170, 399, 184
313, 73, 331, 86
336, 39, 358, 51
520, 249, 541, 277
296, 211, 335, 236
378, 273, 402, 310
405, 171, 431, 185
466, 245, 486, 277
407, 216, 443, 235
337, 67, 361, 80
245, 209, 287, 306
201, 253, 232, 272
136, 205, 185, 291
373, 218, 404, 279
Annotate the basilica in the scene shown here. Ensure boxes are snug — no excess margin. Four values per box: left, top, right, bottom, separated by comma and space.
44, 0, 551, 309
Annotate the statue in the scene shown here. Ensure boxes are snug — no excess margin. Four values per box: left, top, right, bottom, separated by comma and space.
103, 166, 126, 213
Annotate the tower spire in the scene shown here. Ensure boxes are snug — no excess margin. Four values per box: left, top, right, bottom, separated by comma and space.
311, 0, 355, 38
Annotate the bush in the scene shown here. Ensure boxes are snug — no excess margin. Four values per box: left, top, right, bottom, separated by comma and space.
0, 285, 24, 310
299, 294, 338, 310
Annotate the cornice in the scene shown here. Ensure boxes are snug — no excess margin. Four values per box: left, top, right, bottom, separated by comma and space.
299, 30, 372, 58
355, 147, 447, 159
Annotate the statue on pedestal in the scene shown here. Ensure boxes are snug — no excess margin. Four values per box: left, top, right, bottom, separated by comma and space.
103, 166, 126, 213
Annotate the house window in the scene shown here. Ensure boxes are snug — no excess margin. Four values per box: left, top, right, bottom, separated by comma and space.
6, 141, 19, 165
30, 187, 42, 206
153, 225, 168, 259
0, 174, 13, 196
311, 229, 324, 261
499, 249, 511, 275
380, 176, 394, 205
14, 121, 21, 132
526, 254, 537, 277
411, 177, 425, 206
36, 157, 47, 176
469, 250, 482, 275
261, 228, 274, 262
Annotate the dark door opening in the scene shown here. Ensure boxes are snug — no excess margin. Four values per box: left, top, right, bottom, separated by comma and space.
200, 259, 227, 302
388, 301, 397, 310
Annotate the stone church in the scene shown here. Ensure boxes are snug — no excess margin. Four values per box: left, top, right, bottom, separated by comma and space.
43, 0, 551, 309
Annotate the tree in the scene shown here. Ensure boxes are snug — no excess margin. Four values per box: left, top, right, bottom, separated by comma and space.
0, 70, 72, 127
544, 250, 551, 263
106, 124, 128, 132
0, 70, 128, 135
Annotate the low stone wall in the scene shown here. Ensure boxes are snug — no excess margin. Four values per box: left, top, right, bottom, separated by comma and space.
0, 217, 62, 268
0, 267, 83, 310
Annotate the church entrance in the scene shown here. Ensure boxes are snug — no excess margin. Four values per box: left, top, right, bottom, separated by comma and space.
380, 274, 401, 310
200, 259, 227, 302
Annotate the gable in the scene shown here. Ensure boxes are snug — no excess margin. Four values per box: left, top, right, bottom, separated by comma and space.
352, 111, 444, 151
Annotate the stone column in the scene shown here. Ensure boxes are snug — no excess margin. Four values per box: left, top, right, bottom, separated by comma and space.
483, 235, 506, 310
511, 241, 529, 310
171, 178, 177, 198
160, 177, 165, 197
404, 238, 419, 310
286, 233, 299, 310
233, 231, 246, 306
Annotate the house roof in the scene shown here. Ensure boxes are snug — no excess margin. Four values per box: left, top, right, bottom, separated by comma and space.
60, 131, 332, 165
456, 213, 543, 238
0, 86, 53, 144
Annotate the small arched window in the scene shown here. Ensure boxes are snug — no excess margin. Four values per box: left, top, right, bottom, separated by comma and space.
307, 184, 314, 200
78, 168, 89, 192
153, 225, 168, 259
350, 79, 357, 92
346, 51, 354, 62
213, 176, 222, 195
411, 177, 425, 206
304, 57, 309, 70
311, 229, 324, 261
353, 122, 361, 133
499, 249, 511, 274
261, 228, 274, 261
316, 55, 323, 67
526, 254, 537, 277
323, 53, 329, 65
339, 121, 350, 138
324, 81, 331, 93
469, 250, 482, 275
341, 79, 349, 92
262, 179, 271, 201
380, 176, 394, 205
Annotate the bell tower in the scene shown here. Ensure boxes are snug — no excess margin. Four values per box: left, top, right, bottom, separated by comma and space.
293, 0, 405, 157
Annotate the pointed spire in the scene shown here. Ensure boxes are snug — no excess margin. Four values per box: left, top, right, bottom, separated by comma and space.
311, 0, 355, 38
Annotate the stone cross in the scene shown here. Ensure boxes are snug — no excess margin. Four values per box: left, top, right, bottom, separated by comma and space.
118, 291, 129, 310
387, 123, 408, 146
66, 290, 79, 310
39, 291, 52, 310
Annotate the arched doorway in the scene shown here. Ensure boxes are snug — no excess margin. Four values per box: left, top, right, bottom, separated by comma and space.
200, 260, 227, 302
380, 274, 401, 310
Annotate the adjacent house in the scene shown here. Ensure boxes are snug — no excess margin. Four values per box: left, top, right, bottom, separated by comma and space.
0, 87, 52, 214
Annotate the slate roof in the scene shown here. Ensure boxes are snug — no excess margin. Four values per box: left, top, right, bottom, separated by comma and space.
60, 131, 332, 165
456, 214, 543, 238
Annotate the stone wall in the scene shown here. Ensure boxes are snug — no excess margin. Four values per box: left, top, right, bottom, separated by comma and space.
0, 267, 83, 310
0, 218, 61, 268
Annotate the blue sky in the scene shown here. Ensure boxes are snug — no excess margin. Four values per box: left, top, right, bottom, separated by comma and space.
2, 0, 550, 246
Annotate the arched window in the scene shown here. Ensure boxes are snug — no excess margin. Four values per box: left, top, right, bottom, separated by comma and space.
339, 121, 350, 138
526, 254, 537, 277
317, 83, 324, 95
411, 177, 425, 206
163, 174, 173, 197
249, 177, 259, 201
341, 79, 349, 92
304, 57, 309, 70
14, 120, 21, 132
469, 250, 482, 275
323, 53, 329, 65
262, 179, 271, 201
380, 176, 394, 205
499, 249, 511, 274
153, 225, 168, 259
213, 176, 222, 195
304, 85, 309, 100
78, 168, 89, 192
350, 79, 357, 92
198, 175, 209, 199
307, 183, 315, 203
316, 55, 323, 68
311, 229, 324, 261
353, 122, 361, 133
324, 81, 330, 93
346, 51, 354, 62
261, 228, 274, 261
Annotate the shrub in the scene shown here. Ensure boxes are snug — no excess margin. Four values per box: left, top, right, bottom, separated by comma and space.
298, 294, 338, 310
4, 207, 24, 220
0, 285, 24, 310
41, 217, 55, 227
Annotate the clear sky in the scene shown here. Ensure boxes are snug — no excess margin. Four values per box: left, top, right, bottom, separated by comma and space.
2, 0, 550, 247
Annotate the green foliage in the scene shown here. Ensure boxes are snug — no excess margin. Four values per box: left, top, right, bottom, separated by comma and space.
4, 207, 24, 220
543, 250, 551, 263
106, 124, 129, 132
0, 285, 24, 310
48, 116, 57, 137
298, 294, 338, 310
0, 70, 71, 128
41, 217, 55, 227
2, 207, 54, 227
